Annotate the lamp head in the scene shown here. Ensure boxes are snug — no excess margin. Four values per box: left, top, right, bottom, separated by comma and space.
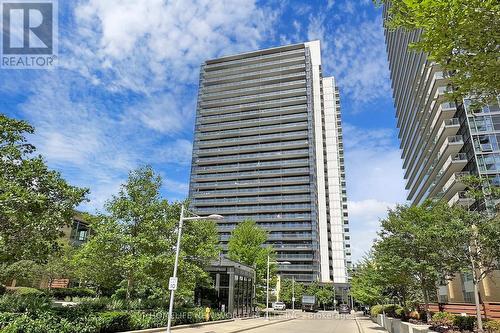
207, 214, 224, 220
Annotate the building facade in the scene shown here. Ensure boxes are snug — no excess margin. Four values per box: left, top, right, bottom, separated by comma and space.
382, 6, 500, 302
188, 41, 350, 284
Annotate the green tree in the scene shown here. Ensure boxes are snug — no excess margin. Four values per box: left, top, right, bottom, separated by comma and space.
449, 175, 500, 332
0, 114, 87, 276
316, 284, 335, 310
73, 166, 220, 300
375, 0, 500, 105
42, 242, 76, 290
72, 215, 123, 294
227, 220, 276, 302
0, 260, 43, 287
350, 257, 385, 306
279, 278, 304, 308
374, 200, 467, 321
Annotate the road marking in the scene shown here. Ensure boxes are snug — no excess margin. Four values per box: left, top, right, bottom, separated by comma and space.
354, 318, 365, 333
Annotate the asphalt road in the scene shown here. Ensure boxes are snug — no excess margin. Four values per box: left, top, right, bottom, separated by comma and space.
243, 312, 360, 333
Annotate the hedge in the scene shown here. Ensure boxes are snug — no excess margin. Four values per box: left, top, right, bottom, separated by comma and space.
49, 287, 96, 300
370, 304, 405, 318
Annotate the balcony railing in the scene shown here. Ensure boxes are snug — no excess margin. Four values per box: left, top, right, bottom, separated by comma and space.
201, 80, 306, 99
192, 185, 311, 197
199, 105, 307, 123
195, 149, 310, 164
203, 57, 305, 79
195, 158, 309, 173
203, 64, 306, 84
198, 113, 307, 131
197, 122, 309, 138
200, 88, 306, 108
204, 48, 304, 70
199, 96, 307, 115
195, 204, 311, 214
191, 176, 311, 189
202, 72, 306, 92
197, 140, 308, 156
192, 195, 311, 205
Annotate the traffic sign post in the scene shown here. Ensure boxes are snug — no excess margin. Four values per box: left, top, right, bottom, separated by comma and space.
169, 277, 178, 291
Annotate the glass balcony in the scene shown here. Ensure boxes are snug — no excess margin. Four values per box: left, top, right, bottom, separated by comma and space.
195, 204, 312, 214
198, 105, 307, 124
203, 64, 306, 84
193, 167, 310, 181
196, 140, 309, 156
195, 149, 310, 164
199, 96, 307, 115
201, 80, 306, 100
276, 254, 314, 260
202, 72, 306, 92
204, 48, 304, 70
196, 131, 308, 148
191, 176, 311, 189
203, 57, 305, 78
192, 195, 311, 206
195, 158, 309, 173
197, 122, 309, 138
278, 265, 315, 271
199, 113, 308, 132
280, 274, 316, 281
218, 213, 311, 222
200, 88, 306, 108
267, 233, 312, 240
273, 244, 313, 250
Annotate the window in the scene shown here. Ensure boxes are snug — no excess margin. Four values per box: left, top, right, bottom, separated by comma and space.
464, 291, 474, 303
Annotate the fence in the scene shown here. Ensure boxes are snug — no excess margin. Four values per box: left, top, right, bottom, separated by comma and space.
426, 302, 500, 320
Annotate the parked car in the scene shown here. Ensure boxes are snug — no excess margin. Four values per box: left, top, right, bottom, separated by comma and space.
273, 301, 286, 311
339, 304, 351, 314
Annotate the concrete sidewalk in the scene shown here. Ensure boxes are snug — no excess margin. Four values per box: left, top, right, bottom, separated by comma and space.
355, 317, 387, 333
124, 315, 295, 333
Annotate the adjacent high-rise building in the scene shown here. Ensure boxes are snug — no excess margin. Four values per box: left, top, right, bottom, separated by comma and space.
188, 41, 351, 284
383, 7, 500, 303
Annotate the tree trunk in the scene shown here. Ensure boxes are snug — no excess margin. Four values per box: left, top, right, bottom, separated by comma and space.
473, 278, 484, 332
422, 283, 431, 322
126, 275, 132, 301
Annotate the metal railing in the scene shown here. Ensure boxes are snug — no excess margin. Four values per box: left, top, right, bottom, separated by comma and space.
197, 122, 309, 138
191, 176, 311, 188
195, 149, 310, 164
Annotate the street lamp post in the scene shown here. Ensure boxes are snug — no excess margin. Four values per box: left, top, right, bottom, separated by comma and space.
266, 255, 290, 320
292, 277, 295, 313
166, 205, 223, 333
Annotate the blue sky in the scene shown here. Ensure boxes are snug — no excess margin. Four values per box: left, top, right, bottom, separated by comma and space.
1, 0, 407, 262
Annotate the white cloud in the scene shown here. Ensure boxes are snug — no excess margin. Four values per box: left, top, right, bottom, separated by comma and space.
163, 178, 189, 196
307, 11, 391, 104
348, 199, 396, 262
9, 0, 280, 210
343, 124, 407, 262
64, 0, 278, 94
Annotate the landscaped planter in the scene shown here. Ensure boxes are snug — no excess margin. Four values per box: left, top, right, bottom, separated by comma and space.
375, 314, 430, 333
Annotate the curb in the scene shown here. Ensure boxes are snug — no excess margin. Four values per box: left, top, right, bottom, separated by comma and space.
121, 319, 235, 333
121, 316, 294, 333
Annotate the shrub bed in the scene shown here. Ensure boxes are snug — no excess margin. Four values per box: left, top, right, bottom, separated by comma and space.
49, 288, 96, 300
429, 312, 477, 333
485, 320, 500, 333
370, 304, 405, 319
0, 293, 230, 332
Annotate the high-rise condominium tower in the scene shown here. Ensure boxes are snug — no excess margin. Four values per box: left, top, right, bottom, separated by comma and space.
383, 7, 500, 303
188, 41, 351, 284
